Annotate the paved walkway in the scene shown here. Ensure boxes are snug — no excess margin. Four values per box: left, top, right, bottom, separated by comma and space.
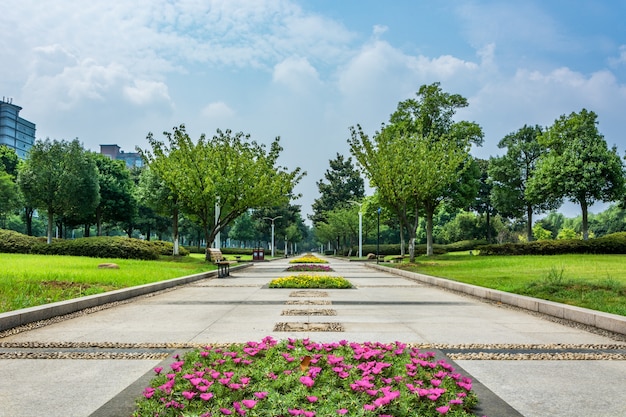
0, 256, 625, 417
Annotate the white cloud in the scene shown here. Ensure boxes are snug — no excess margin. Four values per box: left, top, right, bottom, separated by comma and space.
123, 80, 171, 106
272, 57, 321, 93
201, 101, 235, 120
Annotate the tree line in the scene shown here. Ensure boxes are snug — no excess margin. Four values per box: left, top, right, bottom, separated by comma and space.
0, 126, 306, 256
310, 83, 626, 260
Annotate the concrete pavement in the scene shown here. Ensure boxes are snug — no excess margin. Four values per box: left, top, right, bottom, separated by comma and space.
0, 255, 624, 417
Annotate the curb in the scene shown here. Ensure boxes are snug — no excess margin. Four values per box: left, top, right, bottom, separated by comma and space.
367, 263, 626, 335
0, 263, 252, 332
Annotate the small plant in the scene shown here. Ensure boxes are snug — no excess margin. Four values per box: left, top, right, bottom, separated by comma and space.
133, 337, 480, 417
286, 264, 334, 272
289, 254, 328, 264
544, 266, 565, 286
269, 275, 352, 289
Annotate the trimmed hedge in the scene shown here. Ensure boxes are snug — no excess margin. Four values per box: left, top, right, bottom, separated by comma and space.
477, 232, 626, 256
0, 229, 188, 260
344, 244, 447, 256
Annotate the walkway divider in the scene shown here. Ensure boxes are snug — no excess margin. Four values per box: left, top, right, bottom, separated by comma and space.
366, 263, 626, 335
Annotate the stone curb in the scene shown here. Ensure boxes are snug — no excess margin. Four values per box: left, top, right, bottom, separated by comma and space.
0, 263, 252, 332
367, 263, 626, 335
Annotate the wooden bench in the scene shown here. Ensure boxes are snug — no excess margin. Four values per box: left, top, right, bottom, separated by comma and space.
207, 248, 233, 278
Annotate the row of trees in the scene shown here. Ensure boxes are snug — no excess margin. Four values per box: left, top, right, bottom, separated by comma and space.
0, 126, 306, 255
310, 83, 625, 258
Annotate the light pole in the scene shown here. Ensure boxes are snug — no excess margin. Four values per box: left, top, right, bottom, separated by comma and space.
349, 200, 363, 258
377, 207, 381, 264
263, 216, 282, 258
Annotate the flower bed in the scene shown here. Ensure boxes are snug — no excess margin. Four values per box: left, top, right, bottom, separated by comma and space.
134, 337, 481, 416
286, 264, 334, 272
289, 254, 328, 264
269, 275, 352, 289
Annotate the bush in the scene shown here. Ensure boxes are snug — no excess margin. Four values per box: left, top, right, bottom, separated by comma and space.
442, 239, 487, 252
344, 244, 446, 256
0, 229, 41, 254
477, 232, 626, 256
0, 229, 188, 260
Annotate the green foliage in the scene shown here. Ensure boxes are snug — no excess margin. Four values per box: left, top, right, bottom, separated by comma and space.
346, 244, 447, 257
310, 153, 365, 225
0, 229, 187, 259
0, 229, 41, 253
477, 232, 626, 255
556, 227, 578, 240
442, 239, 488, 252
269, 274, 352, 288
528, 109, 625, 239
532, 224, 552, 241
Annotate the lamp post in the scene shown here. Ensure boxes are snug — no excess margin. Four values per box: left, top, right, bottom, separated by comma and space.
263, 216, 282, 257
377, 207, 381, 264
349, 200, 363, 258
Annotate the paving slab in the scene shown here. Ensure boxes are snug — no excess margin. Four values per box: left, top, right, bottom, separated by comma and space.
0, 255, 624, 417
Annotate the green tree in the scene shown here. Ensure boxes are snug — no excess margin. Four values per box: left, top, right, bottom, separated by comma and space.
470, 158, 496, 242
0, 171, 20, 227
528, 109, 625, 239
0, 145, 19, 178
18, 139, 100, 243
532, 224, 552, 241
229, 211, 261, 247
93, 154, 137, 236
489, 125, 558, 241
310, 153, 365, 225
139, 125, 304, 259
349, 83, 483, 259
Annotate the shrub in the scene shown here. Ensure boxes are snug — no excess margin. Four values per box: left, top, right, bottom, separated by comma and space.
345, 244, 446, 256
442, 240, 487, 252
0, 229, 188, 260
0, 229, 41, 254
477, 232, 626, 256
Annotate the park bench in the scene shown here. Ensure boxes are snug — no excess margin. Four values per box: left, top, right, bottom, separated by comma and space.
207, 248, 234, 278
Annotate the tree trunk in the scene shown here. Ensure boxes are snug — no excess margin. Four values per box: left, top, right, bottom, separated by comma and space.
526, 205, 533, 242
47, 210, 54, 244
84, 224, 90, 237
172, 207, 180, 256
426, 206, 434, 256
24, 207, 34, 236
486, 210, 492, 243
399, 226, 405, 256
581, 199, 589, 240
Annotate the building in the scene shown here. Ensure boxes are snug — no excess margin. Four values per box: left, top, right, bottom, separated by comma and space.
100, 144, 143, 168
0, 97, 36, 159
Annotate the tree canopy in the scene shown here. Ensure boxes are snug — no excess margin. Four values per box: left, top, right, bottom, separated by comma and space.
527, 109, 625, 239
139, 125, 304, 256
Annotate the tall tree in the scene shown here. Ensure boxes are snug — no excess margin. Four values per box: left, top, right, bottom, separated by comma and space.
18, 139, 99, 243
93, 154, 137, 236
0, 145, 19, 178
349, 83, 482, 259
139, 125, 304, 258
489, 125, 558, 241
527, 109, 625, 239
310, 153, 364, 225
469, 158, 496, 242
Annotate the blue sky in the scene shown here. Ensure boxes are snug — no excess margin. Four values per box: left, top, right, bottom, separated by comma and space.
2, 0, 626, 220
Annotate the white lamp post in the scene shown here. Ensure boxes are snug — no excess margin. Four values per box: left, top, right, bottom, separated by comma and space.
349, 200, 364, 258
263, 216, 282, 257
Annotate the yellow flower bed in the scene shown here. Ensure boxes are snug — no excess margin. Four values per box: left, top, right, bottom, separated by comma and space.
269, 274, 351, 289
289, 254, 328, 264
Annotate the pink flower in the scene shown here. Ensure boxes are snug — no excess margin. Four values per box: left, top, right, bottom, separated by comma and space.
254, 391, 268, 399
299, 376, 315, 388
303, 412, 316, 417
436, 406, 450, 414
336, 409, 348, 415
182, 391, 196, 400
142, 387, 155, 399
200, 392, 214, 401
154, 367, 163, 375
220, 408, 232, 415
363, 404, 376, 411
289, 409, 303, 415
241, 399, 257, 409
306, 396, 318, 403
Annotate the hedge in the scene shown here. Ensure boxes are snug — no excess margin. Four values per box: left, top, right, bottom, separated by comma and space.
0, 229, 188, 260
477, 232, 626, 256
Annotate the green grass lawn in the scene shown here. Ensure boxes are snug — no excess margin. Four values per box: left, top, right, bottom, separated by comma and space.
0, 253, 217, 313
392, 252, 626, 316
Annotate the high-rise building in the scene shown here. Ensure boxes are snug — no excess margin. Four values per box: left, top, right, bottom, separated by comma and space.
100, 144, 143, 168
0, 97, 36, 159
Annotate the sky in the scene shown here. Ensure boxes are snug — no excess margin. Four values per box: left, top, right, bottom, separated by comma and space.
2, 0, 626, 222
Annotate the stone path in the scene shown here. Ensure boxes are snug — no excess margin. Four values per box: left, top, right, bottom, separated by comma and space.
0, 255, 625, 417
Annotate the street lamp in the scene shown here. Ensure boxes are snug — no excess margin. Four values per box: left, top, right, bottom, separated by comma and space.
263, 216, 282, 257
377, 207, 381, 264
349, 200, 363, 258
